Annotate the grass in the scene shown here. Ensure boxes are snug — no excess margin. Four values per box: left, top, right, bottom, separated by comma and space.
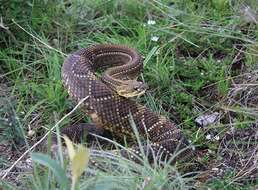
0, 0, 257, 189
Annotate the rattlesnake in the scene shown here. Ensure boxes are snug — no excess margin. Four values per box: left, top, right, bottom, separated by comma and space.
60, 44, 191, 163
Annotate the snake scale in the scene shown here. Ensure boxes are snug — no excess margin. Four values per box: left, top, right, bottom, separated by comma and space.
60, 44, 191, 163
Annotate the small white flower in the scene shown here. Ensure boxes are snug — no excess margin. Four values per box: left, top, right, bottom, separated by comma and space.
151, 36, 159, 42
200, 72, 204, 76
206, 134, 212, 140
147, 20, 156, 25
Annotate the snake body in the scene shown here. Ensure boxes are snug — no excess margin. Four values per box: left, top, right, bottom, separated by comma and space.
61, 44, 190, 162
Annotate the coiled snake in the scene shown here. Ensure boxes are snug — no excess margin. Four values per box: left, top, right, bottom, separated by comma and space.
60, 44, 191, 163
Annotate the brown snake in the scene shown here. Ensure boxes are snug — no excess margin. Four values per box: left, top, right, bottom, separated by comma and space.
60, 44, 192, 163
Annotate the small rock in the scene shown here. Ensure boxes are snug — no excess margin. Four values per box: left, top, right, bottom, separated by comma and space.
195, 112, 220, 127
28, 130, 35, 137
239, 5, 257, 24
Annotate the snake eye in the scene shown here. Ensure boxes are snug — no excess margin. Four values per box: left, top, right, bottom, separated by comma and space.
134, 86, 140, 91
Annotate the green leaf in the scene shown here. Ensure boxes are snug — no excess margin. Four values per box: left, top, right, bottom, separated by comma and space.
31, 153, 69, 189
143, 46, 159, 66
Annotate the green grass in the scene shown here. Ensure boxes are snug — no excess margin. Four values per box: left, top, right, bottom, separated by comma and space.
0, 0, 257, 189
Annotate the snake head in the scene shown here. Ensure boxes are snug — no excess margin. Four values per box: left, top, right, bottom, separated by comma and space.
116, 80, 148, 98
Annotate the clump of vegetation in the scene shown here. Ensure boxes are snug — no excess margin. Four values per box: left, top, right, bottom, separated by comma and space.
0, 0, 257, 189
